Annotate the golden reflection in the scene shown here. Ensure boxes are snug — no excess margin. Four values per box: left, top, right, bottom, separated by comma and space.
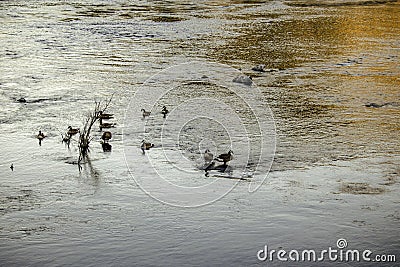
210, 2, 399, 166
211, 15, 351, 69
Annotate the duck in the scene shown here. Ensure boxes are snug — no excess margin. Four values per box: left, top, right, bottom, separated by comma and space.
37, 131, 46, 140
62, 134, 71, 143
10, 164, 14, 171
233, 75, 252, 86
67, 126, 79, 136
100, 122, 115, 129
252, 64, 266, 72
161, 106, 169, 118
141, 109, 151, 118
365, 103, 383, 108
141, 140, 154, 154
98, 111, 114, 119
204, 149, 214, 163
101, 131, 112, 141
101, 141, 112, 152
17, 97, 27, 103
216, 150, 233, 166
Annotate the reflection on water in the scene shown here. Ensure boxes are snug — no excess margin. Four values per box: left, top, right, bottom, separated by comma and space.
211, 1, 400, 169
0, 0, 399, 266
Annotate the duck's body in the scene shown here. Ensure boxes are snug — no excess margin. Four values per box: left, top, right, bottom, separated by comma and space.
216, 150, 233, 165
62, 135, 71, 143
101, 131, 112, 141
365, 103, 384, 108
10, 164, 14, 171
99, 111, 114, 119
161, 106, 169, 118
100, 122, 115, 129
204, 149, 214, 163
141, 109, 151, 118
252, 64, 266, 72
67, 126, 79, 136
101, 141, 112, 152
37, 131, 45, 140
141, 140, 154, 154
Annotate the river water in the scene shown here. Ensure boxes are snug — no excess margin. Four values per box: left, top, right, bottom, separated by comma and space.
0, 0, 399, 266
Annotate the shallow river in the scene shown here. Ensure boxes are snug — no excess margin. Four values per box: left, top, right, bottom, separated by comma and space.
0, 0, 399, 266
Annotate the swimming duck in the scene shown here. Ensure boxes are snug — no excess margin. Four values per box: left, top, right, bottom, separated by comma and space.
204, 149, 214, 163
101, 141, 112, 152
17, 97, 27, 103
101, 131, 112, 141
98, 111, 114, 119
216, 150, 233, 165
67, 126, 79, 136
37, 131, 45, 140
100, 122, 115, 129
10, 164, 14, 171
62, 134, 71, 143
252, 64, 266, 72
141, 140, 154, 154
141, 109, 151, 118
161, 106, 169, 118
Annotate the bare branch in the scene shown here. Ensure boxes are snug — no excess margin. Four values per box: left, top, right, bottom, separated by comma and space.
77, 94, 114, 170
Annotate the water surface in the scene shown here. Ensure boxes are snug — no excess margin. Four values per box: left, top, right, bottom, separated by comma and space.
0, 0, 399, 266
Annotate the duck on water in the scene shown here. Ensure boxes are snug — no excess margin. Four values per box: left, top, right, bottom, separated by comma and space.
141, 109, 151, 118
216, 150, 233, 166
37, 130, 46, 146
141, 140, 154, 154
161, 106, 169, 118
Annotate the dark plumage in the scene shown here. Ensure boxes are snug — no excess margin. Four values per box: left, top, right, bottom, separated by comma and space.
101, 131, 112, 141
141, 109, 151, 118
252, 64, 266, 72
37, 131, 45, 140
99, 111, 114, 119
37, 131, 45, 146
141, 140, 154, 154
102, 142, 112, 152
161, 106, 169, 118
67, 126, 79, 136
100, 122, 115, 129
216, 150, 233, 165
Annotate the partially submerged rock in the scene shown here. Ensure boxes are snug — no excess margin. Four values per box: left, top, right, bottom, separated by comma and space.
233, 75, 252, 86
340, 182, 385, 195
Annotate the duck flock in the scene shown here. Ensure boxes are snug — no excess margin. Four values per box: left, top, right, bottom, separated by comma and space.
30, 63, 277, 174
33, 104, 234, 175
138, 106, 235, 176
